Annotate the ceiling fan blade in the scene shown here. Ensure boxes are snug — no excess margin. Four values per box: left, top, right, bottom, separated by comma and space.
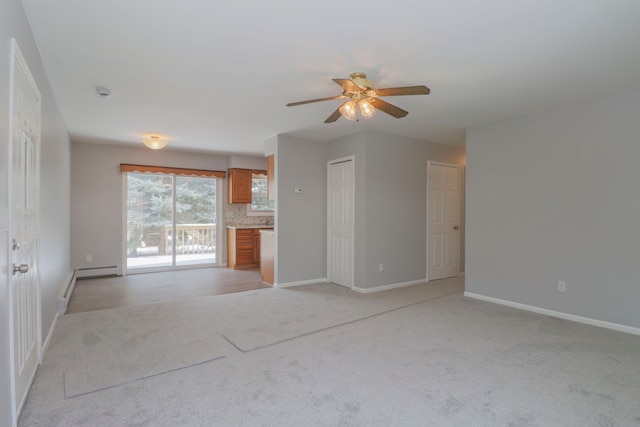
373, 85, 430, 96
332, 78, 361, 92
368, 98, 409, 118
324, 107, 342, 123
286, 95, 344, 107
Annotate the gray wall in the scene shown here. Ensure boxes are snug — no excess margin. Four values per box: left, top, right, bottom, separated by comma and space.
227, 154, 267, 170
71, 142, 232, 270
40, 88, 72, 341
327, 131, 465, 290
466, 90, 640, 329
1, 0, 72, 424
366, 131, 465, 288
274, 130, 465, 290
274, 135, 328, 284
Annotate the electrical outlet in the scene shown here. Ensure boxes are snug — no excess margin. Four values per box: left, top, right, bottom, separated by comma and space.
379, 263, 384, 272
86, 254, 93, 262
557, 281, 566, 292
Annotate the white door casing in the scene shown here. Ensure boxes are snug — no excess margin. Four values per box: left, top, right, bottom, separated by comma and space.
427, 162, 459, 280
8, 39, 42, 422
327, 157, 354, 288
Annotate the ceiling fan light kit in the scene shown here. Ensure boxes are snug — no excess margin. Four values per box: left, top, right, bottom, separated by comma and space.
339, 100, 358, 121
287, 72, 430, 123
359, 99, 375, 118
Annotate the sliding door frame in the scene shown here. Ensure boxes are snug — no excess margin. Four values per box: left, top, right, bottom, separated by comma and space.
122, 172, 223, 275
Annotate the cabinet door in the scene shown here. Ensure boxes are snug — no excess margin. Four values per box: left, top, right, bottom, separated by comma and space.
228, 169, 252, 204
267, 155, 275, 201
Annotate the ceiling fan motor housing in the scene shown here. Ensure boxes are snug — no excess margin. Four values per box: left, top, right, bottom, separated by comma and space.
349, 72, 374, 90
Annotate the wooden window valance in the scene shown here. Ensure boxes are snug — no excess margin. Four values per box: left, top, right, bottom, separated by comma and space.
120, 164, 226, 178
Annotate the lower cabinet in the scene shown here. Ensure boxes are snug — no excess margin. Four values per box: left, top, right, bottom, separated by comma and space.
227, 228, 269, 269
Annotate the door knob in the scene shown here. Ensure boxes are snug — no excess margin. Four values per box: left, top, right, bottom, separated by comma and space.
12, 264, 29, 275
453, 226, 459, 230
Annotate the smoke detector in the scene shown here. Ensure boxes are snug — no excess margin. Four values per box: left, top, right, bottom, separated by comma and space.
95, 87, 112, 98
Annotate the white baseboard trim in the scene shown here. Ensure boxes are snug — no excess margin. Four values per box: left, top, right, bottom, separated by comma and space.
464, 292, 640, 336
274, 277, 327, 288
354, 279, 426, 294
57, 269, 77, 316
41, 314, 58, 357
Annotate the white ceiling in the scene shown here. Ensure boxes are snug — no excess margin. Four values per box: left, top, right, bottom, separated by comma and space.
21, 0, 640, 155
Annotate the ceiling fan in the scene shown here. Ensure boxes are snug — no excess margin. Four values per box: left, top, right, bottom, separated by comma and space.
286, 72, 430, 123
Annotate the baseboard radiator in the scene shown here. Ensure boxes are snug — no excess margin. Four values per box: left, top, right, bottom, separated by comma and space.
57, 270, 77, 316
76, 265, 121, 279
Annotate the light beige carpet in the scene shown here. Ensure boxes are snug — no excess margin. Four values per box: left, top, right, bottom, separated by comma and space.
220, 279, 460, 352
53, 279, 459, 398
19, 277, 640, 426
55, 302, 229, 398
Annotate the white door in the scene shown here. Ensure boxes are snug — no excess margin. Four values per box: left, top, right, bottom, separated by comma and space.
327, 157, 354, 288
427, 162, 459, 280
9, 40, 42, 421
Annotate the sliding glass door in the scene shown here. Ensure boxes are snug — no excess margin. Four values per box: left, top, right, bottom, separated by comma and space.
174, 176, 217, 266
126, 172, 219, 273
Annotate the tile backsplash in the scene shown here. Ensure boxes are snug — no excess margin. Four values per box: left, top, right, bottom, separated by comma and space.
225, 203, 273, 227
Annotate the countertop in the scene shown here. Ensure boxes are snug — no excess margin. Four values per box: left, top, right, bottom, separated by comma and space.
226, 225, 274, 229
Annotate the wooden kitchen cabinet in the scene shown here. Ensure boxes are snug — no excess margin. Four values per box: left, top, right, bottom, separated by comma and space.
227, 227, 270, 269
267, 155, 275, 201
253, 230, 261, 263
227, 168, 269, 204
227, 168, 253, 204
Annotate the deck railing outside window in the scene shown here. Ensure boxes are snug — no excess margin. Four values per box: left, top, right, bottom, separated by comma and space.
163, 224, 216, 255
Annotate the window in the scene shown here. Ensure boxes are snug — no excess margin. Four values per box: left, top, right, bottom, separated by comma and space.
247, 172, 274, 216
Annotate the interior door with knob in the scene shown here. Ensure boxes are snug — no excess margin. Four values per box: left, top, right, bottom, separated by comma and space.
9, 40, 42, 420
427, 162, 459, 280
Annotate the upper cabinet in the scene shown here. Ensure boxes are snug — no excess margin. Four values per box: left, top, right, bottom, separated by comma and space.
228, 168, 270, 204
267, 155, 275, 201
228, 168, 253, 204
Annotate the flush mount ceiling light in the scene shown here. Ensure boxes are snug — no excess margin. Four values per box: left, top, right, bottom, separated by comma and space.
142, 135, 168, 150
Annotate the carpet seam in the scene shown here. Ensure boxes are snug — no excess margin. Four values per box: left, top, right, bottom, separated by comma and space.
63, 355, 226, 399
224, 290, 460, 353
